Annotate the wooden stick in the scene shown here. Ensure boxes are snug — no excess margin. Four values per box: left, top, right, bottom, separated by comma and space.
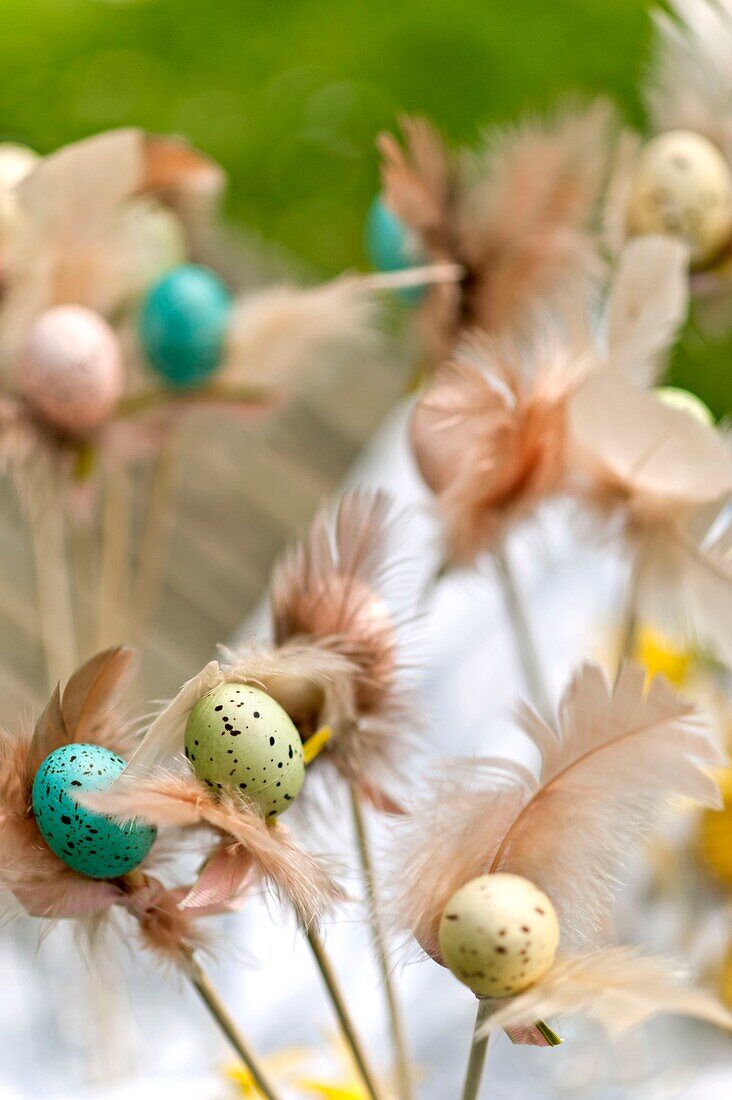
304, 924, 385, 1100
350, 787, 413, 1100
494, 548, 552, 723
616, 558, 641, 681
180, 948, 283, 1100
131, 440, 178, 642
26, 473, 78, 691
97, 465, 133, 650
460, 1001, 492, 1100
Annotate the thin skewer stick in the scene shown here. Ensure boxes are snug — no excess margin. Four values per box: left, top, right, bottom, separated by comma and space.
493, 547, 552, 722
131, 439, 178, 641
460, 1001, 492, 1100
491, 549, 562, 1049
304, 924, 385, 1100
179, 947, 283, 1100
26, 473, 78, 690
357, 262, 464, 292
97, 464, 133, 650
616, 558, 641, 681
349, 786, 413, 1100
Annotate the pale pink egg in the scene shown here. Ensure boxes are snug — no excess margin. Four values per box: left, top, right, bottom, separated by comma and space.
21, 305, 123, 435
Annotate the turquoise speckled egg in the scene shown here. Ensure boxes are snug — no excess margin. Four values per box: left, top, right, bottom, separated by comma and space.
139, 264, 232, 388
32, 743, 157, 879
184, 683, 305, 817
365, 196, 425, 304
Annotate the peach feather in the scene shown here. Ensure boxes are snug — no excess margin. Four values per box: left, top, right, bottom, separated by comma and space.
0, 648, 229, 960
388, 662, 723, 962
378, 103, 617, 362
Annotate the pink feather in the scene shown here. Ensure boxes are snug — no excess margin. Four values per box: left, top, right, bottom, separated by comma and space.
478, 948, 732, 1040
389, 663, 723, 961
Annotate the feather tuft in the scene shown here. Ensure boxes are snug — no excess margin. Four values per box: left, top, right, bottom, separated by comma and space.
388, 663, 723, 959
478, 948, 732, 1040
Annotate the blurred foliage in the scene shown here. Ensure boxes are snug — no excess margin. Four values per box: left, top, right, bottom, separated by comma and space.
0, 0, 729, 410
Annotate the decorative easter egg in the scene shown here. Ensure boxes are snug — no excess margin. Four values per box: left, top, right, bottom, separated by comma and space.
139, 263, 231, 388
0, 142, 39, 238
184, 683, 305, 817
655, 385, 715, 426
627, 130, 732, 268
21, 305, 124, 435
365, 195, 425, 303
438, 874, 559, 998
32, 743, 157, 879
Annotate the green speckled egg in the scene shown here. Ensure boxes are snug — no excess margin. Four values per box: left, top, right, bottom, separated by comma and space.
32, 743, 157, 879
184, 683, 305, 817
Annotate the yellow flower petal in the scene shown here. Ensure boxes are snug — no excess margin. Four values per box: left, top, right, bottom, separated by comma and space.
633, 626, 694, 688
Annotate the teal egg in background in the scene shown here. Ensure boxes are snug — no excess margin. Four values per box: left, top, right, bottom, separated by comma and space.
32, 743, 157, 880
365, 196, 426, 304
139, 264, 232, 388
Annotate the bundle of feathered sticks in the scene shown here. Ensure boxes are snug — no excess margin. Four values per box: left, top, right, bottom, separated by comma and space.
3, 3, 732, 1099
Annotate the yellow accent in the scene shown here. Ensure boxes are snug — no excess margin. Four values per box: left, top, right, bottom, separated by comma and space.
697, 767, 732, 886
295, 1079, 369, 1100
303, 726, 332, 766
720, 941, 732, 1010
73, 440, 96, 481
224, 1048, 311, 1096
633, 625, 694, 688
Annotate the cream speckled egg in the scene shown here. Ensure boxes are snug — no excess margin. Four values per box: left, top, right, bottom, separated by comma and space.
627, 130, 732, 268
655, 385, 714, 426
438, 874, 559, 998
184, 683, 305, 817
21, 305, 123, 435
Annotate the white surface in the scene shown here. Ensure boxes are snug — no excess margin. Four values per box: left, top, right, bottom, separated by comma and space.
2, 400, 731, 1099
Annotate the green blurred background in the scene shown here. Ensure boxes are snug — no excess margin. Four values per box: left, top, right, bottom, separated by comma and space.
0, 0, 726, 410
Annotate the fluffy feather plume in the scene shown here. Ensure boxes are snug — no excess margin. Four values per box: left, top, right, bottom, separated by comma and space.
269, 490, 419, 804
271, 491, 398, 714
461, 102, 614, 338
379, 104, 615, 362
410, 327, 587, 564
82, 768, 341, 926
478, 948, 732, 1040
604, 236, 690, 385
635, 502, 732, 665
389, 663, 723, 961
646, 0, 732, 159
26, 645, 134, 781
378, 116, 453, 251
225, 276, 380, 389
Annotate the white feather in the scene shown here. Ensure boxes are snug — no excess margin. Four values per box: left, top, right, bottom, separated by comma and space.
224, 275, 381, 387
605, 237, 690, 386
478, 948, 732, 1039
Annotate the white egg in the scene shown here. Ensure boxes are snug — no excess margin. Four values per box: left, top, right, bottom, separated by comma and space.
627, 130, 732, 268
438, 874, 559, 998
21, 305, 124, 435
